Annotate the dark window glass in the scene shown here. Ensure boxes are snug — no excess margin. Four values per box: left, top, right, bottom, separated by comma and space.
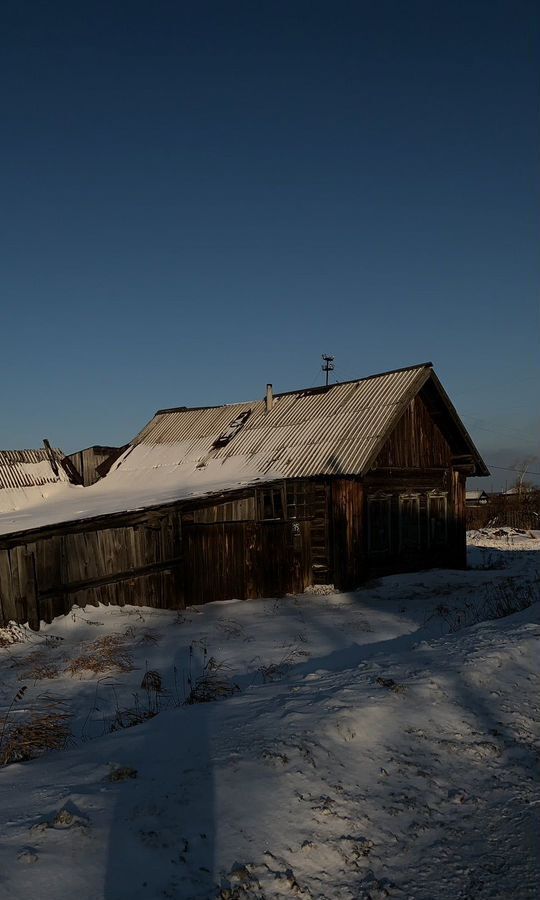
261, 487, 284, 520
273, 489, 284, 520
428, 494, 447, 546
368, 496, 392, 553
286, 482, 315, 519
400, 495, 420, 550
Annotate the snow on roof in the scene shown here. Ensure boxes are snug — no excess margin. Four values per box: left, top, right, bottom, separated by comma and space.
0, 448, 69, 492
0, 363, 488, 537
130, 364, 434, 476
0, 448, 76, 520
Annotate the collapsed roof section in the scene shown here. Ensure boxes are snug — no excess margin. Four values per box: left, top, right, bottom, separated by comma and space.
0, 448, 73, 492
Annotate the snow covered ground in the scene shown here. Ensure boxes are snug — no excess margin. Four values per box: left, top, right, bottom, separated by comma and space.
0, 529, 539, 899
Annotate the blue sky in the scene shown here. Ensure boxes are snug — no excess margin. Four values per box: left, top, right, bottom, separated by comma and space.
1, 1, 538, 488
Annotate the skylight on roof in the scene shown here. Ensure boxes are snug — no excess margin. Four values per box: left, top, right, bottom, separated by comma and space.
212, 409, 252, 449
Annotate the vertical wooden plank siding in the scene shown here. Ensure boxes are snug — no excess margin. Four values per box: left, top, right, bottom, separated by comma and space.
371, 393, 453, 470
66, 448, 119, 486
0, 467, 470, 628
0, 549, 17, 624
183, 519, 312, 606
331, 480, 365, 590
183, 522, 248, 605
0, 509, 184, 628
450, 470, 467, 568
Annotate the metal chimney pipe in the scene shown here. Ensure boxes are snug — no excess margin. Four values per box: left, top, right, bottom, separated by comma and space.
265, 383, 273, 412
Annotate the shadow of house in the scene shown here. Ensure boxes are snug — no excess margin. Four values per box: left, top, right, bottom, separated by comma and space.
103, 645, 216, 900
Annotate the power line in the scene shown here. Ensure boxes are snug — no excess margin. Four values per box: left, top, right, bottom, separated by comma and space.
462, 416, 539, 444
485, 464, 540, 477
466, 428, 539, 448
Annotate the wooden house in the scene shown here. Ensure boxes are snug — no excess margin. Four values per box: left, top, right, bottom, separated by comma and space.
0, 363, 488, 628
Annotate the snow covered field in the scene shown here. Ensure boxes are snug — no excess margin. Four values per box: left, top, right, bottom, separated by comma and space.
0, 529, 539, 900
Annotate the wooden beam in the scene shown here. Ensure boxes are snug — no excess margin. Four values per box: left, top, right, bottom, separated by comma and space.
38, 556, 183, 600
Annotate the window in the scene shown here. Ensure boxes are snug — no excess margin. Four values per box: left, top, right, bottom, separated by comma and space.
260, 487, 284, 520
286, 482, 315, 519
399, 494, 421, 551
427, 493, 447, 546
368, 494, 392, 554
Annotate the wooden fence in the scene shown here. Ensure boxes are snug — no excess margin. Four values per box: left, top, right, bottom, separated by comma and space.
466, 505, 540, 532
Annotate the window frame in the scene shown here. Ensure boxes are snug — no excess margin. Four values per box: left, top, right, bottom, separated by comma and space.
286, 481, 316, 520
258, 485, 286, 521
427, 491, 448, 547
367, 492, 393, 555
398, 493, 421, 551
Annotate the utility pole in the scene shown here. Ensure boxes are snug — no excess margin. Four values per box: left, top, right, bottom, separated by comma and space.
321, 354, 335, 387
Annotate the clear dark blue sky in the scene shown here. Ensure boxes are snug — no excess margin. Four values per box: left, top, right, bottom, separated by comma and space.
1, 1, 538, 486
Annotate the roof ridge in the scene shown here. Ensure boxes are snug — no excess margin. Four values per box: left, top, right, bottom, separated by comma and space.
152, 362, 434, 416
273, 362, 433, 399
154, 399, 258, 416
0, 448, 64, 456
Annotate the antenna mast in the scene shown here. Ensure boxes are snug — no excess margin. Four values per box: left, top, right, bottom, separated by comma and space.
321, 354, 335, 387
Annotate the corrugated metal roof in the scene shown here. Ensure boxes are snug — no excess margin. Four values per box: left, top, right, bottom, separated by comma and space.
122, 364, 433, 479
134, 402, 256, 451
0, 363, 490, 538
0, 448, 69, 490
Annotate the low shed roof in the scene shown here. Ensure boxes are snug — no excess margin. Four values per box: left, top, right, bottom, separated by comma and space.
0, 448, 70, 492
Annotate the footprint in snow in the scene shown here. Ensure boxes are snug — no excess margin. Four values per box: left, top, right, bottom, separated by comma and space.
17, 847, 38, 864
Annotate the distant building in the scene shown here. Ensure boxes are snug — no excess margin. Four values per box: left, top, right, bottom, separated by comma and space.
466, 490, 489, 506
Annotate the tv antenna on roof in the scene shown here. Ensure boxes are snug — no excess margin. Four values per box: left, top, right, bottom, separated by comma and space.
321, 354, 335, 387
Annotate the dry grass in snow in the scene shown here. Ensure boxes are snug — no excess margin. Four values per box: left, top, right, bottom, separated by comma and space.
66, 634, 134, 676
0, 529, 538, 898
0, 690, 72, 766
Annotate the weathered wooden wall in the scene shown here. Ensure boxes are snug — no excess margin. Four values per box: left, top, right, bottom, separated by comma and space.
191, 495, 256, 523
299, 483, 330, 583
0, 458, 472, 629
371, 393, 453, 470
183, 519, 312, 605
67, 447, 119, 486
450, 471, 467, 568
330, 479, 364, 589
0, 484, 316, 628
0, 508, 184, 628
362, 389, 469, 576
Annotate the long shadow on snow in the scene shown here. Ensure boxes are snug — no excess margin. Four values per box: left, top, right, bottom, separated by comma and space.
103, 647, 217, 900
102, 546, 537, 898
